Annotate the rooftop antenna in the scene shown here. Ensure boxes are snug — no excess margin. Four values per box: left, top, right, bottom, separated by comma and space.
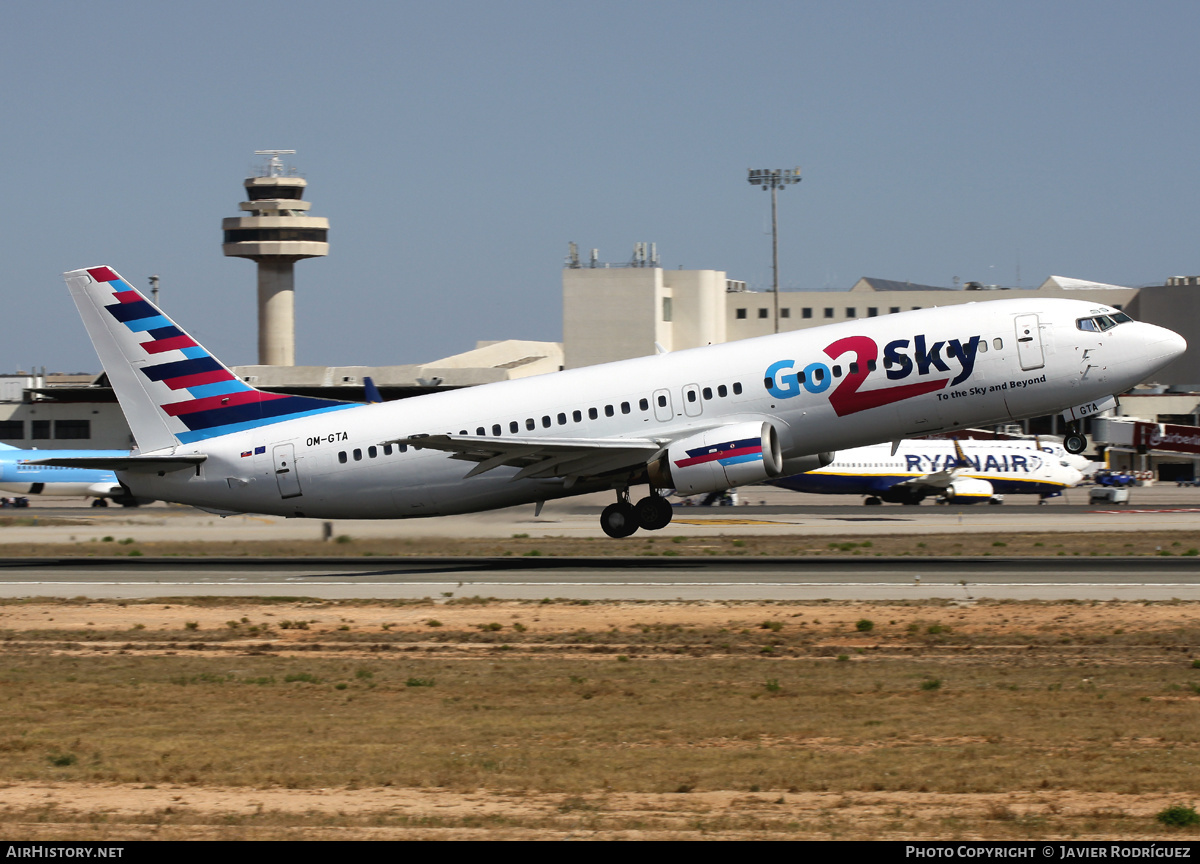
148, 275, 160, 306
254, 149, 297, 177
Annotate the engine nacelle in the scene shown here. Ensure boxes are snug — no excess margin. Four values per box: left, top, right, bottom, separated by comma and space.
656, 421, 783, 495
780, 451, 836, 476
944, 477, 994, 503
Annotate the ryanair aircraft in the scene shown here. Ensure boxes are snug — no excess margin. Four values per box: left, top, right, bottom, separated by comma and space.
770, 438, 1085, 505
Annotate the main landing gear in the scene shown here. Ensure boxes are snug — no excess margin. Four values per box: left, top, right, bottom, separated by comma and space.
600, 489, 674, 538
1063, 426, 1088, 455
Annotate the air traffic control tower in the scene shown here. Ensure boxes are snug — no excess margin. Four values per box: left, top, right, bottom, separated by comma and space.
222, 150, 329, 366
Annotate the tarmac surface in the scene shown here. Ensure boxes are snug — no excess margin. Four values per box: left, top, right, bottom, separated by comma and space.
0, 485, 1196, 601
5, 484, 1200, 543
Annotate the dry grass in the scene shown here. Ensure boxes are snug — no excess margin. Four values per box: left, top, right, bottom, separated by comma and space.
2, 599, 1200, 838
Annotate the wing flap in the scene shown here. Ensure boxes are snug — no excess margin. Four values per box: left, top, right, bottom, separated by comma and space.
386, 434, 664, 481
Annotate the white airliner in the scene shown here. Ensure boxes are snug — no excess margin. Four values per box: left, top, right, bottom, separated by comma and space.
41, 266, 1184, 537
769, 438, 1085, 505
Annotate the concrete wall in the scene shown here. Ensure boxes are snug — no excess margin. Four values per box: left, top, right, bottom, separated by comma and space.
563, 268, 668, 369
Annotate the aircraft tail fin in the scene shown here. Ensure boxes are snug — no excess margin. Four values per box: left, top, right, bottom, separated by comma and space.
63, 266, 353, 452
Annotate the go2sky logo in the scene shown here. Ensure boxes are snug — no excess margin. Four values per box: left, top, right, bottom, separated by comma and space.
764, 333, 983, 417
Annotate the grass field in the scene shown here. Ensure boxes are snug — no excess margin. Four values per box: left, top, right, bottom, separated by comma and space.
2, 596, 1199, 839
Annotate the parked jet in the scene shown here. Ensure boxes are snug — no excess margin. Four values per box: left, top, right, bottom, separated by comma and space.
769, 438, 1084, 504
42, 267, 1184, 537
0, 443, 144, 506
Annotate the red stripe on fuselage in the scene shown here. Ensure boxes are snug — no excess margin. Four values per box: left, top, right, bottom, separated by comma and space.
140, 335, 198, 354
162, 390, 282, 417
87, 267, 119, 283
161, 370, 236, 390
674, 444, 761, 469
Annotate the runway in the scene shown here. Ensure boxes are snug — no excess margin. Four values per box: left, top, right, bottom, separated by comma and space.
1, 556, 1197, 601
2, 486, 1197, 600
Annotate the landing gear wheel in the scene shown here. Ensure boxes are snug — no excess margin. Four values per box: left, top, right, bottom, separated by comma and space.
600, 501, 639, 538
634, 495, 673, 531
1063, 432, 1087, 455
91, 498, 108, 508
864, 497, 882, 506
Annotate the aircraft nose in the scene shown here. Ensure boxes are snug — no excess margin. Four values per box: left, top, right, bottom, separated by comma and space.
1145, 324, 1187, 363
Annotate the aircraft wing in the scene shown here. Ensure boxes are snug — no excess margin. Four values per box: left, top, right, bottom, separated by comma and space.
27, 455, 207, 473
387, 434, 665, 484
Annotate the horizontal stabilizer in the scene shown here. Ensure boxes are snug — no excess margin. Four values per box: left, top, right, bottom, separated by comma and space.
29, 455, 207, 473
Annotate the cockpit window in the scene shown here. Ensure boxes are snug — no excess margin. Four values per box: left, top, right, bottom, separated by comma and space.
1076, 312, 1131, 332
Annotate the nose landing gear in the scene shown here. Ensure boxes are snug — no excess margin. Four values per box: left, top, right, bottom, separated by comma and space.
600, 489, 675, 538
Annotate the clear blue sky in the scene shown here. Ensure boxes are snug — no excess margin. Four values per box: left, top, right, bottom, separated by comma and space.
3, 0, 1198, 372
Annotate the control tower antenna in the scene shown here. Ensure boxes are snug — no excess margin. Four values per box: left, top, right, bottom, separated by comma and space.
221, 150, 329, 365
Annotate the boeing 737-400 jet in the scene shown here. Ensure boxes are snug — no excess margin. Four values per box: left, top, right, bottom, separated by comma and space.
769, 438, 1084, 505
40, 266, 1185, 537
0, 442, 148, 506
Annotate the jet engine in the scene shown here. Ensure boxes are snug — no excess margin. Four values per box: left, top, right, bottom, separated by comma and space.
652, 421, 783, 494
780, 451, 836, 476
944, 478, 994, 503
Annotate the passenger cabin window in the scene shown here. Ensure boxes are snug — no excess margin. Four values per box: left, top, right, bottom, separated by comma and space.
639, 398, 648, 411
573, 410, 582, 422
993, 338, 1003, 350
604, 405, 614, 417
557, 413, 567, 425
542, 416, 551, 428
510, 421, 519, 434
476, 427, 485, 436
526, 418, 535, 431
368, 446, 377, 458
733, 382, 743, 395
492, 424, 501, 436
702, 387, 712, 400
621, 402, 630, 414
353, 449, 362, 461
588, 407, 598, 420
718, 385, 727, 397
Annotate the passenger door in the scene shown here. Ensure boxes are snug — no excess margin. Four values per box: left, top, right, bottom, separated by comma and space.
1014, 314, 1045, 371
272, 443, 303, 499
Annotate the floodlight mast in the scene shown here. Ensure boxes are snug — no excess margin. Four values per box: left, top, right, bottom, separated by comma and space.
747, 167, 801, 333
